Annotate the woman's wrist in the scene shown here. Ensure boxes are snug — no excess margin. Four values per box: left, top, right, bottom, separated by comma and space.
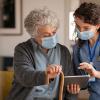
94, 70, 100, 78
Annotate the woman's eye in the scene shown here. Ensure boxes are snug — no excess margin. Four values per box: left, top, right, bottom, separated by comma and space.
53, 32, 56, 35
43, 34, 50, 37
84, 28, 91, 31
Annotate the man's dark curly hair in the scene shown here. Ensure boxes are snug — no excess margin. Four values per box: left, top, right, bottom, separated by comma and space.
74, 2, 100, 47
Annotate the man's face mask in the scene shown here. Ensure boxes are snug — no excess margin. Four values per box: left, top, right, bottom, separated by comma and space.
41, 34, 58, 49
76, 28, 94, 40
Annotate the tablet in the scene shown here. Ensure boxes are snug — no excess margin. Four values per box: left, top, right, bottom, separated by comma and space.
64, 75, 90, 89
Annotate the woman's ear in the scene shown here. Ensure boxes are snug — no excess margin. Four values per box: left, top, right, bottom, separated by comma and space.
96, 24, 100, 30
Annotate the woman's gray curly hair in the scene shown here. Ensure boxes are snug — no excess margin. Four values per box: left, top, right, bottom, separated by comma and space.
24, 8, 59, 38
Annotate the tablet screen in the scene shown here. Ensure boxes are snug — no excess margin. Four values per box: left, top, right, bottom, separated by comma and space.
64, 75, 90, 89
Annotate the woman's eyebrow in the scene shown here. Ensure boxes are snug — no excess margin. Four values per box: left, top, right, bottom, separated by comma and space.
83, 26, 91, 29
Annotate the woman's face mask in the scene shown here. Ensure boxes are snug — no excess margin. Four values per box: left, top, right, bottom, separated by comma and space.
76, 28, 94, 40
36, 25, 58, 49
74, 17, 99, 40
41, 34, 58, 49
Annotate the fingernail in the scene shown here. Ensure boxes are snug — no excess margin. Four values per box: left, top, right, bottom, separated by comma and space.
78, 67, 81, 69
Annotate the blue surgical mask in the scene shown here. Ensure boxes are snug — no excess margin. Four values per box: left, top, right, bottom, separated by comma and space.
76, 28, 94, 40
41, 34, 58, 49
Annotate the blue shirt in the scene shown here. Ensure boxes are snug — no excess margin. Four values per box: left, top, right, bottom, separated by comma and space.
73, 36, 100, 100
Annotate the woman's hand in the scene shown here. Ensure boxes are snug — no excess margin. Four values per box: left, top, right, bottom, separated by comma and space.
46, 64, 62, 79
79, 62, 97, 77
67, 84, 80, 94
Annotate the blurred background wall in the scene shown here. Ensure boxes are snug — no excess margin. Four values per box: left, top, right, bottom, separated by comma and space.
0, 0, 99, 56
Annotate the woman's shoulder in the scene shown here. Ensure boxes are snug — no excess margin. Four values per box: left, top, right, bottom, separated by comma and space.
58, 43, 68, 49
73, 43, 79, 49
15, 38, 32, 50
57, 43, 70, 54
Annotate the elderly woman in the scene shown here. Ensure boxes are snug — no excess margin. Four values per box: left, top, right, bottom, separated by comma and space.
7, 8, 78, 100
